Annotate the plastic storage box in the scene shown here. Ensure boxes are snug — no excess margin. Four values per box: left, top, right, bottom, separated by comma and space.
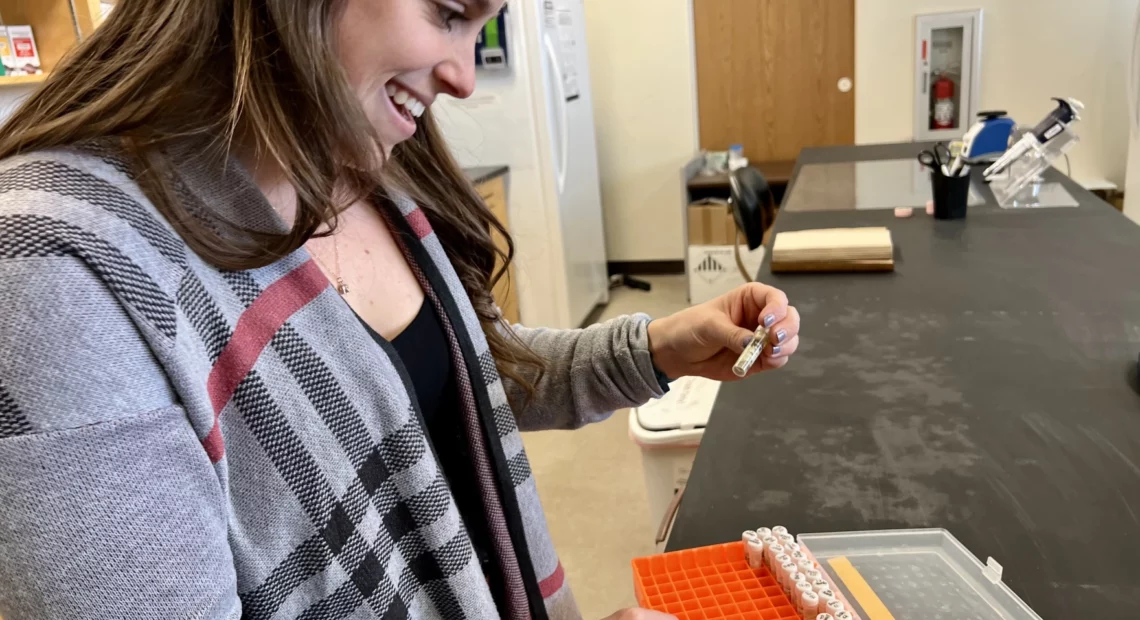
799, 528, 1043, 620
628, 376, 720, 544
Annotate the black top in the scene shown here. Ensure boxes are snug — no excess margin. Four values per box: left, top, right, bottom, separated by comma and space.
667, 142, 1140, 618
365, 302, 503, 605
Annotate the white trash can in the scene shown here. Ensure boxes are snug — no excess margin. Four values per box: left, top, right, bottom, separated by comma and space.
628, 376, 721, 547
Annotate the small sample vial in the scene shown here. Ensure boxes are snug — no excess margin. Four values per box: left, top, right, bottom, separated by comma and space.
766, 544, 784, 569
835, 612, 853, 620
755, 526, 773, 539
826, 599, 845, 615
797, 559, 815, 574
805, 569, 823, 582
795, 580, 814, 601
812, 578, 831, 593
815, 615, 834, 620
732, 325, 770, 377
761, 537, 780, 567
746, 539, 765, 570
742, 530, 758, 544
780, 562, 798, 592
801, 590, 820, 618
771, 525, 789, 536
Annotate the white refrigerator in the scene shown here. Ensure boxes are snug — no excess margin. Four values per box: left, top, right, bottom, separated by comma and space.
435, 0, 609, 330
1127, 3, 1140, 225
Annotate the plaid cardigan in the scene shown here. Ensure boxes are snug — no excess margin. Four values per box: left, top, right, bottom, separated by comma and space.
0, 143, 666, 619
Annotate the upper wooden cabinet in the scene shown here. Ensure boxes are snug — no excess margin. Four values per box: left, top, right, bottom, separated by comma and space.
0, 0, 103, 87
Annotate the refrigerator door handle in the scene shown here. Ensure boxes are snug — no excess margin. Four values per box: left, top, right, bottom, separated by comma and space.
543, 33, 570, 193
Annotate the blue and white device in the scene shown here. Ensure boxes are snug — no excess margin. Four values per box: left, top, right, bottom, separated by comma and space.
963, 111, 1016, 160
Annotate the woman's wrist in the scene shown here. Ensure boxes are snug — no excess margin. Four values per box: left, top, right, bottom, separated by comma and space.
646, 317, 681, 383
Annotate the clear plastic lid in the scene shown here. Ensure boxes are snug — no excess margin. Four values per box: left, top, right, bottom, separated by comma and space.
798, 528, 1042, 620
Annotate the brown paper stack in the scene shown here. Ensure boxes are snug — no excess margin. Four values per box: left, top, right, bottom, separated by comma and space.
770, 227, 894, 273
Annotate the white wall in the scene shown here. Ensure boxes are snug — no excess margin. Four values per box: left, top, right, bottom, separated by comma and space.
857, 0, 1139, 187
582, 0, 698, 262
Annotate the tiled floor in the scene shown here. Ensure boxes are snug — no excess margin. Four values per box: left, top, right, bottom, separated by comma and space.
522, 275, 690, 619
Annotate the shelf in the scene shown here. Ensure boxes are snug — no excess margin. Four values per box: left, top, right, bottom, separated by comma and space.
0, 73, 47, 86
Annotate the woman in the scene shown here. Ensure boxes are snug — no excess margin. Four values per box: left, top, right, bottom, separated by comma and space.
0, 0, 799, 618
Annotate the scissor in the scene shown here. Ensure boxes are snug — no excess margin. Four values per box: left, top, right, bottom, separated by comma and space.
917, 143, 952, 173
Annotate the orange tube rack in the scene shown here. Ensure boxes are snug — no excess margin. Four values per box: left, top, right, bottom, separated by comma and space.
631, 541, 804, 620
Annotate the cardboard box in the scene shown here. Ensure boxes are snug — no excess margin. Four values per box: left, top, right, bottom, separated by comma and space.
7, 25, 42, 75
687, 203, 738, 245
687, 244, 766, 305
0, 28, 15, 76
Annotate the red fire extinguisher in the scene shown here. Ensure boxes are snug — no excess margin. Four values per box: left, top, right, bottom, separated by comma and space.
932, 74, 955, 129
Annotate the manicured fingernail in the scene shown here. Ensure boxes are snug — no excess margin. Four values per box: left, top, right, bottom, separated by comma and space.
764, 314, 776, 327
776, 329, 787, 343
770, 345, 783, 356
742, 336, 754, 350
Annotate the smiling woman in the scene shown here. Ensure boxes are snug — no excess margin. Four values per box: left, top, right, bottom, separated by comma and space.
0, 0, 798, 619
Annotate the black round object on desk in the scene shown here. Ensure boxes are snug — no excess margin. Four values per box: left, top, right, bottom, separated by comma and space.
931, 169, 970, 220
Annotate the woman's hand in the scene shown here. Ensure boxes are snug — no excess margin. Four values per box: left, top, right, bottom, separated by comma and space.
602, 609, 677, 620
647, 282, 799, 381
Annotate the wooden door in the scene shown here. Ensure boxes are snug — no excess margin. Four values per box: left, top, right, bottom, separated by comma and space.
693, 0, 856, 161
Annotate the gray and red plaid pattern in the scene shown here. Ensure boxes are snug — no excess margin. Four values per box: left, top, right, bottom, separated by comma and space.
0, 144, 626, 620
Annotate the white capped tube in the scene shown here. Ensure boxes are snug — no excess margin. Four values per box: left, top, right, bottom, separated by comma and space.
766, 543, 785, 569
761, 537, 780, 567
732, 326, 770, 377
777, 533, 795, 549
784, 541, 801, 555
805, 569, 823, 582
811, 578, 830, 593
815, 615, 834, 620
755, 526, 773, 539
801, 590, 820, 618
797, 559, 815, 574
835, 612, 853, 620
771, 525, 789, 536
746, 539, 765, 570
795, 580, 814, 602
780, 562, 798, 592
826, 599, 845, 615
774, 554, 792, 575
742, 530, 758, 543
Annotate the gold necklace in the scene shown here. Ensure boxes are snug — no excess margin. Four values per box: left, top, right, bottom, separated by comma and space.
309, 235, 350, 296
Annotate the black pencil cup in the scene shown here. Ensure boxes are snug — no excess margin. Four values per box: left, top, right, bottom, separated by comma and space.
930, 168, 970, 220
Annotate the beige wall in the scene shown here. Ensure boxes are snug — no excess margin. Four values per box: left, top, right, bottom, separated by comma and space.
856, 0, 1138, 186
583, 0, 698, 262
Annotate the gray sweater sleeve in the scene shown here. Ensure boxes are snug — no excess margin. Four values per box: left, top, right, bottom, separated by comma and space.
503, 314, 667, 431
0, 256, 241, 619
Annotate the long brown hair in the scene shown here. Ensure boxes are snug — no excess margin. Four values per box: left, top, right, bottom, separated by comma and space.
0, 0, 544, 396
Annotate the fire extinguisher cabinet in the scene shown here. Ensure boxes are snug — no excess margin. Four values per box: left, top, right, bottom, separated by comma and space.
914, 10, 983, 141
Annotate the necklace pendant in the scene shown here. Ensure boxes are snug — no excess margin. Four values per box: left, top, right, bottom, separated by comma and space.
335, 278, 350, 296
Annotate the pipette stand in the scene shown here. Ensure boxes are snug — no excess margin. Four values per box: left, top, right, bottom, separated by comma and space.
988, 127, 1080, 209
